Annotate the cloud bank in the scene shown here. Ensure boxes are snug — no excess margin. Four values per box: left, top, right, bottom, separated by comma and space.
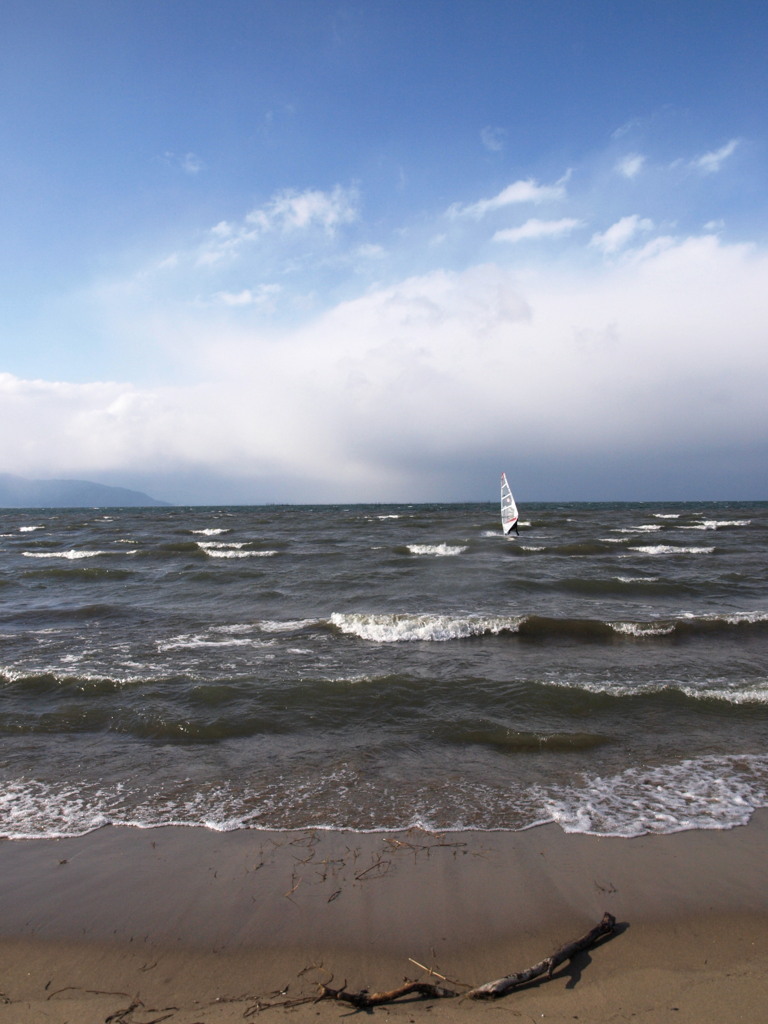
2, 208, 767, 501
2, 121, 766, 504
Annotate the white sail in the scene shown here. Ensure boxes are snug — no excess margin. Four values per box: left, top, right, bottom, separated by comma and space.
500, 472, 519, 535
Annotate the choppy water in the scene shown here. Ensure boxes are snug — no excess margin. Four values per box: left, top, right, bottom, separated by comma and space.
1, 501, 767, 839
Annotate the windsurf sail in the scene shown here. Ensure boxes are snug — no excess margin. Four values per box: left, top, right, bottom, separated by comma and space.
500, 472, 519, 535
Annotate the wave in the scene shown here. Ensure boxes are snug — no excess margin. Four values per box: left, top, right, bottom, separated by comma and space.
547, 541, 620, 555
436, 721, 611, 754
682, 520, 751, 530
20, 565, 135, 581
628, 544, 715, 555
328, 609, 768, 644
541, 667, 768, 705
157, 632, 278, 651
0, 668, 130, 696
545, 755, 768, 836
3, 752, 767, 840
406, 543, 468, 556
330, 611, 523, 642
22, 549, 113, 559
197, 541, 278, 558
612, 524, 663, 533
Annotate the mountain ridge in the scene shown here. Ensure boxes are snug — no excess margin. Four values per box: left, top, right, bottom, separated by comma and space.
0, 473, 169, 508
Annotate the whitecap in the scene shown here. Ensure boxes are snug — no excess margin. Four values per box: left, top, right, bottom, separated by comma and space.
406, 544, 467, 556
612, 524, 662, 533
22, 549, 107, 559
683, 520, 751, 530
198, 541, 277, 558
610, 621, 676, 637
628, 545, 714, 555
330, 611, 522, 643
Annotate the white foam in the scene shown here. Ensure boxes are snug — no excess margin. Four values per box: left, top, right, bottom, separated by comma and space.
654, 513, 680, 519
198, 541, 277, 558
19, 525, 44, 532
541, 666, 768, 704
0, 779, 113, 839
330, 611, 523, 642
406, 544, 467, 556
192, 528, 230, 535
616, 576, 659, 583
22, 549, 107, 559
197, 540, 246, 548
157, 632, 276, 651
612, 524, 662, 533
683, 520, 751, 530
610, 620, 676, 637
628, 545, 714, 555
678, 681, 768, 705
544, 755, 768, 836
687, 610, 768, 626
257, 619, 317, 633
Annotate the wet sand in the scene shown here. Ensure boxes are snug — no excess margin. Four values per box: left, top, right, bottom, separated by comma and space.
2, 811, 767, 1022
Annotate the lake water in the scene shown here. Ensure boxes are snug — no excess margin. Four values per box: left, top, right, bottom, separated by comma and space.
1, 500, 767, 838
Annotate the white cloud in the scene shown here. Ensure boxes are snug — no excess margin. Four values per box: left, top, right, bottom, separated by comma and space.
163, 151, 204, 175
213, 284, 282, 308
616, 154, 645, 179
448, 177, 567, 218
195, 184, 360, 265
591, 214, 654, 254
5, 234, 767, 500
480, 126, 506, 152
690, 139, 739, 174
355, 243, 386, 259
181, 153, 203, 175
493, 217, 584, 244
247, 185, 359, 233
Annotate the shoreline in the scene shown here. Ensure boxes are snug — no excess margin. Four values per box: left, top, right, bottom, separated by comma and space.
2, 813, 768, 1022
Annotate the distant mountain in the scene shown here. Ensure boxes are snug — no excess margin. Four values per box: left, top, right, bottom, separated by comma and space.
0, 473, 170, 508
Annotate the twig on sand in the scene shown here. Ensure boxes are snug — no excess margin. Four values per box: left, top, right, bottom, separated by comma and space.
354, 855, 392, 880
316, 979, 457, 1008
47, 986, 130, 1001
467, 912, 617, 998
315, 913, 618, 1008
407, 957, 471, 989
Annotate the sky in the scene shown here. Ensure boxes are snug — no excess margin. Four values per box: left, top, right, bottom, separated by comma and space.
1, 0, 767, 504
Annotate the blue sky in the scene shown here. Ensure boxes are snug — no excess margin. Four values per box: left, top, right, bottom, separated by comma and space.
1, 0, 767, 503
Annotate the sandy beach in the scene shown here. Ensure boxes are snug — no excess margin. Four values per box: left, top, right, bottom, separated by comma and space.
2, 812, 767, 1023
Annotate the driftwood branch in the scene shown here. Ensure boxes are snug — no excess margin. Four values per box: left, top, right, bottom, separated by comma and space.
467, 911, 617, 999
317, 980, 456, 1008
315, 913, 617, 1008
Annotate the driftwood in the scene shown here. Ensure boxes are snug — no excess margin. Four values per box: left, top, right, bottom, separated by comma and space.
316, 912, 617, 1008
467, 911, 617, 999
317, 980, 456, 1008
